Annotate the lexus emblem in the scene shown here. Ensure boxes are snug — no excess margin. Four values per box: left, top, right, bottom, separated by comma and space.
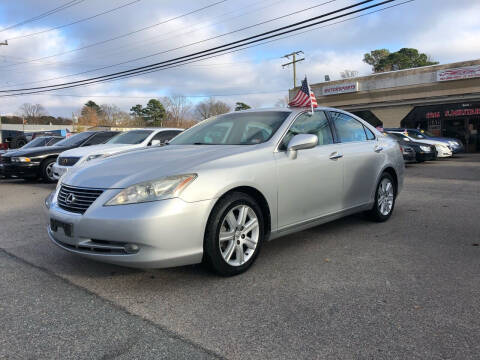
65, 193, 76, 205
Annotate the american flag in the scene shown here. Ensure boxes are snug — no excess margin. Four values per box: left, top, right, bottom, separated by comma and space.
288, 76, 318, 108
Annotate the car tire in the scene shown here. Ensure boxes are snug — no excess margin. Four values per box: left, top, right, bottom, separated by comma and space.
367, 172, 396, 222
204, 192, 264, 276
40, 158, 57, 183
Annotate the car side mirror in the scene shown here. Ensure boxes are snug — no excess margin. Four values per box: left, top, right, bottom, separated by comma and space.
287, 134, 318, 159
150, 139, 161, 146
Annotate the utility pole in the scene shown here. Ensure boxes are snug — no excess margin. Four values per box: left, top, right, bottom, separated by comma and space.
0, 40, 7, 46
282, 51, 304, 88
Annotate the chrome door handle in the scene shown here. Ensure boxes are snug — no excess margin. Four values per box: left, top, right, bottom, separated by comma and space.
374, 145, 384, 153
329, 152, 343, 160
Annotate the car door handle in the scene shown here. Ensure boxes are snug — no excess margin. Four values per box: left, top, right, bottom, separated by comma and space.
374, 145, 384, 153
329, 152, 343, 160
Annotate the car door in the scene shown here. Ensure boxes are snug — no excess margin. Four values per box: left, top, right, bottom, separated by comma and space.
274, 111, 343, 229
329, 111, 384, 209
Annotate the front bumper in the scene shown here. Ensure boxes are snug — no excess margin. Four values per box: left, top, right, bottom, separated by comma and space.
47, 192, 215, 269
0, 162, 40, 178
402, 152, 416, 163
52, 163, 69, 180
416, 151, 436, 162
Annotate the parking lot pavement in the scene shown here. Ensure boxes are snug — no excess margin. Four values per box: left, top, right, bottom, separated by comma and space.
1, 155, 479, 360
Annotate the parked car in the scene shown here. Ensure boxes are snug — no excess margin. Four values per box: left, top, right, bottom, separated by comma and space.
0, 131, 118, 182
384, 128, 464, 153
46, 107, 404, 276
52, 128, 183, 180
386, 130, 452, 158
386, 133, 437, 162
1, 136, 64, 177
0, 129, 27, 150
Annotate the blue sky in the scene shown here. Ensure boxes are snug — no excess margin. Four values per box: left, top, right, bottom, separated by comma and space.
0, 0, 479, 117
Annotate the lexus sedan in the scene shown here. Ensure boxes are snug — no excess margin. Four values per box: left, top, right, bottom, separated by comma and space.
46, 108, 404, 276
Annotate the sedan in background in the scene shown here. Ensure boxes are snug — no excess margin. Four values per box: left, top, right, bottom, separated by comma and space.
385, 128, 464, 154
46, 107, 404, 276
386, 132, 437, 162
1, 131, 118, 182
52, 128, 183, 180
386, 130, 452, 158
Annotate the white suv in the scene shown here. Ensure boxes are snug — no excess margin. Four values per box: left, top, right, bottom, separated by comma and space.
52, 128, 182, 180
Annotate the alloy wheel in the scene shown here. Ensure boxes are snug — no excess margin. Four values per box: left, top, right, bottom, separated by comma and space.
219, 205, 259, 267
377, 178, 394, 216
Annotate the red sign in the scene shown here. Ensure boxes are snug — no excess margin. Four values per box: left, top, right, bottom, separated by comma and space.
437, 65, 480, 82
444, 108, 480, 117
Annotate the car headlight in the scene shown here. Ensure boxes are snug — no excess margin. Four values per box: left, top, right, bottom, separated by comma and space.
448, 141, 458, 146
420, 146, 431, 152
86, 154, 105, 162
11, 157, 31, 163
105, 174, 197, 206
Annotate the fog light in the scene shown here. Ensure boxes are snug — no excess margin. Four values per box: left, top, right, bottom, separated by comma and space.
124, 244, 139, 254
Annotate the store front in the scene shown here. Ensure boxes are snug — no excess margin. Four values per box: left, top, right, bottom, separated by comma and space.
400, 102, 480, 152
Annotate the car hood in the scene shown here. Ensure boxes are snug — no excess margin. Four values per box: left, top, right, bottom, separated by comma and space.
59, 143, 139, 158
2, 145, 70, 158
63, 145, 255, 189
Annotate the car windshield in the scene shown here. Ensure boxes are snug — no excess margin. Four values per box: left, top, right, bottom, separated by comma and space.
54, 132, 92, 147
106, 130, 152, 144
21, 137, 48, 149
169, 111, 290, 145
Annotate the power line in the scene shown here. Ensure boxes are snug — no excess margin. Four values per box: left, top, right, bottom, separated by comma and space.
6, 0, 142, 41
2, 0, 414, 96
3, 0, 338, 87
0, 0, 383, 93
0, 0, 86, 33
0, 0, 229, 69
0, 0, 415, 97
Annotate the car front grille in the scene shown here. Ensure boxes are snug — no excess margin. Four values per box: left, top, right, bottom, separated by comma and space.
57, 184, 104, 214
58, 156, 81, 166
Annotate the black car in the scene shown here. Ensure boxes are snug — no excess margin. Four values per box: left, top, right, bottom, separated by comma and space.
0, 131, 119, 182
387, 132, 437, 162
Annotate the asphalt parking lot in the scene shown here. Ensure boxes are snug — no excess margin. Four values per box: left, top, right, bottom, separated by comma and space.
1, 155, 479, 360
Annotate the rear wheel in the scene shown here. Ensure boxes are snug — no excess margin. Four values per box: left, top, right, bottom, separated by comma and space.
368, 173, 396, 222
40, 158, 57, 183
204, 192, 264, 276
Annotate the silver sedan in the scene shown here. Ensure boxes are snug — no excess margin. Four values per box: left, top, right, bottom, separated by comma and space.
46, 107, 404, 276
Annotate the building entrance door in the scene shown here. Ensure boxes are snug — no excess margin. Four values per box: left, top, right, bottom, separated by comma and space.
468, 118, 480, 152
443, 118, 467, 149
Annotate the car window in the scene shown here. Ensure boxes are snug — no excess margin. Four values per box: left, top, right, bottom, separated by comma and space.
407, 132, 425, 139
21, 137, 47, 148
151, 130, 182, 144
279, 111, 333, 150
330, 112, 367, 143
83, 132, 118, 146
107, 130, 152, 144
47, 137, 63, 145
55, 132, 93, 147
364, 126, 376, 140
169, 111, 290, 145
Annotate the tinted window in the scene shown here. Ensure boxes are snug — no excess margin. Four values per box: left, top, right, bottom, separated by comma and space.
47, 137, 63, 145
169, 111, 290, 145
151, 130, 182, 144
21, 137, 48, 148
330, 112, 367, 143
107, 130, 152, 144
83, 132, 118, 146
55, 132, 93, 147
279, 111, 333, 150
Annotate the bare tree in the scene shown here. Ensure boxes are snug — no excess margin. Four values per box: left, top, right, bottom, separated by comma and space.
162, 96, 193, 127
18, 103, 47, 124
99, 104, 129, 126
340, 69, 359, 79
195, 97, 231, 121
